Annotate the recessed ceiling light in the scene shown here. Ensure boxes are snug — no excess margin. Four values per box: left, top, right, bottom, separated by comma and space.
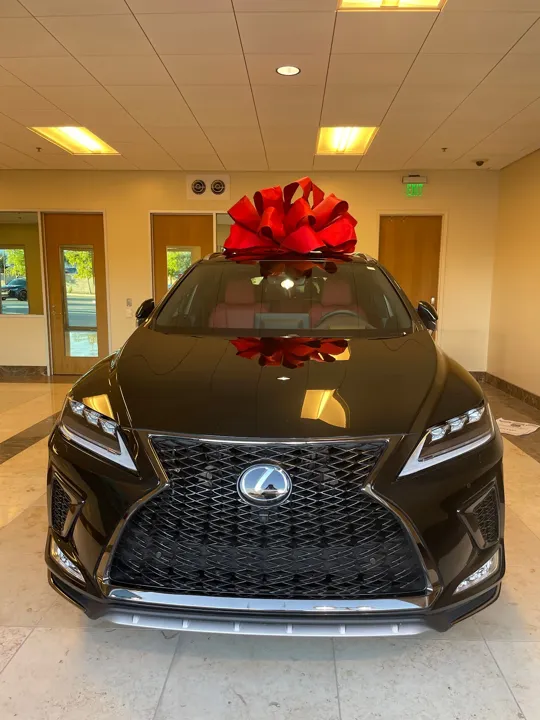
29, 127, 119, 155
316, 127, 379, 156
340, 0, 446, 9
276, 65, 301, 76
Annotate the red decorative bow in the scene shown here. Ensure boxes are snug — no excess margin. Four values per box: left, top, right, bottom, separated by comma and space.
231, 337, 349, 369
224, 177, 357, 255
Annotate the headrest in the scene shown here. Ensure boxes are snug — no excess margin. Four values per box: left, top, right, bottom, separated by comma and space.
224, 278, 255, 305
321, 276, 353, 307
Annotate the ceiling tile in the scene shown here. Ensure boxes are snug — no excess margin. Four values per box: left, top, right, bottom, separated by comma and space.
172, 152, 224, 170
455, 81, 540, 125
327, 53, 415, 86
40, 15, 154, 56
0, 141, 46, 168
107, 85, 196, 127
0, 64, 22, 85
253, 85, 323, 127
38, 86, 139, 126
0, 1, 30, 17
0, 56, 97, 86
138, 13, 241, 55
446, 1, 540, 10
261, 125, 319, 153
214, 151, 268, 171
181, 85, 258, 127
313, 154, 360, 170
333, 11, 436, 54
80, 55, 172, 86
146, 125, 215, 156
422, 11, 539, 54
1, 107, 74, 125
245, 54, 328, 86
357, 154, 409, 171
236, 12, 334, 55
36, 154, 92, 169
162, 55, 248, 86
0, 85, 59, 112
128, 0, 232, 11
451, 150, 528, 170
0, 116, 68, 154
321, 85, 398, 126
112, 140, 180, 169
406, 53, 501, 87
0, 18, 68, 57
267, 150, 313, 170
204, 126, 264, 156
22, 0, 130, 14
487, 52, 540, 86
233, 0, 336, 9
83, 154, 139, 170
512, 19, 540, 52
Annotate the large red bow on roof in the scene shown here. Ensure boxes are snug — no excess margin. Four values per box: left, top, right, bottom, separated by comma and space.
224, 177, 357, 255
231, 337, 349, 369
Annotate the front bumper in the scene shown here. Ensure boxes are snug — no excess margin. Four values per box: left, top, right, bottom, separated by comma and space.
48, 569, 500, 637
46, 423, 505, 637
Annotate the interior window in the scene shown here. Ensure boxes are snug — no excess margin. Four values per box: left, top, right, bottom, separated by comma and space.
0, 212, 43, 316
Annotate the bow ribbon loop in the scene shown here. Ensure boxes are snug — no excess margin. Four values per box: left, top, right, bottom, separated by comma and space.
224, 177, 357, 256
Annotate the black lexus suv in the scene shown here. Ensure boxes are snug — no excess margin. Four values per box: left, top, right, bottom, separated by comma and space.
46, 252, 504, 637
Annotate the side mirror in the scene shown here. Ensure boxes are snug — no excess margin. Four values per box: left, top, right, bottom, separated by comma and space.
135, 298, 155, 326
417, 300, 438, 331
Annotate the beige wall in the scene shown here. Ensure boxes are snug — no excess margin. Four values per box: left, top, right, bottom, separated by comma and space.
488, 150, 540, 395
0, 169, 499, 371
0, 315, 49, 367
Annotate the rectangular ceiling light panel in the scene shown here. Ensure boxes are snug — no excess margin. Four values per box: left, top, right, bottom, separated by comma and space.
316, 127, 379, 155
340, 0, 447, 9
29, 127, 119, 155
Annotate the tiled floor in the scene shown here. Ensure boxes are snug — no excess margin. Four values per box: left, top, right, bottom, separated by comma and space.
0, 380, 539, 719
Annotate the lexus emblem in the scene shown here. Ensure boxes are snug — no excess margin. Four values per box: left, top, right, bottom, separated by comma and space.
238, 465, 292, 507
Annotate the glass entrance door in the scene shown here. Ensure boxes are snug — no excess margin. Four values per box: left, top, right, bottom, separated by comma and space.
43, 213, 108, 375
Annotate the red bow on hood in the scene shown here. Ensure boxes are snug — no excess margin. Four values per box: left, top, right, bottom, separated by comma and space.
224, 177, 357, 256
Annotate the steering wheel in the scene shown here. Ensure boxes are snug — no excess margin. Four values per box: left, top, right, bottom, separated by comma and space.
315, 310, 361, 330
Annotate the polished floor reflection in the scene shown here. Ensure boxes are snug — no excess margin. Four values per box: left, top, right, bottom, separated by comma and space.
1, 380, 540, 719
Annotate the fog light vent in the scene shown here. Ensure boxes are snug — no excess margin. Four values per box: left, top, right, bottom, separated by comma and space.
51, 477, 71, 535
471, 487, 500, 547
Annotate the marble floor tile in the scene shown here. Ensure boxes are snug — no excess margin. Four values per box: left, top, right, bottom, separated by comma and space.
0, 505, 48, 555
0, 505, 25, 530
154, 634, 340, 720
475, 563, 540, 642
334, 638, 523, 720
488, 641, 540, 720
0, 627, 179, 720
0, 628, 31, 673
0, 551, 56, 627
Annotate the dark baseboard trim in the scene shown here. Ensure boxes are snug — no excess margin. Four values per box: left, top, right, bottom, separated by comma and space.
470, 371, 487, 382
0, 365, 47, 380
484, 373, 540, 412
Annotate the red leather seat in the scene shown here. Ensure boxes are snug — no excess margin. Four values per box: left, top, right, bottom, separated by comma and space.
310, 276, 364, 327
210, 279, 266, 329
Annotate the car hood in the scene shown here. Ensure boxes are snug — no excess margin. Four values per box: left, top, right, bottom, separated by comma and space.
106, 328, 451, 438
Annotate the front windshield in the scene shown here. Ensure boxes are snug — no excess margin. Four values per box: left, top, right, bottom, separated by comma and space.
154, 259, 413, 338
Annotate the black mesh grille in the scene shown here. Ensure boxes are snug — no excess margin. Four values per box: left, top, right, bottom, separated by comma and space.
109, 438, 428, 599
472, 487, 500, 547
51, 477, 71, 535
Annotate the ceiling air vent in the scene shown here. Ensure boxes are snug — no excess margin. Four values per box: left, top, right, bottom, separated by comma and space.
186, 175, 230, 201
191, 179, 206, 196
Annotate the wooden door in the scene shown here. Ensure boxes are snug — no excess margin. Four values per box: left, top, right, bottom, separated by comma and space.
43, 213, 109, 375
379, 215, 442, 309
152, 214, 214, 301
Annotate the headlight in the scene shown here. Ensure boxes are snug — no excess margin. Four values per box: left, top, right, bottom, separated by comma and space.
58, 397, 136, 471
400, 402, 495, 477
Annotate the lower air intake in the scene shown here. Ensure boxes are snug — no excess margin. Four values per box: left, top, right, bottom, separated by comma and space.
51, 476, 71, 535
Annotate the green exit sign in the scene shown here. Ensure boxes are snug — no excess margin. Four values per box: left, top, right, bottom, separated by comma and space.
406, 183, 424, 197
